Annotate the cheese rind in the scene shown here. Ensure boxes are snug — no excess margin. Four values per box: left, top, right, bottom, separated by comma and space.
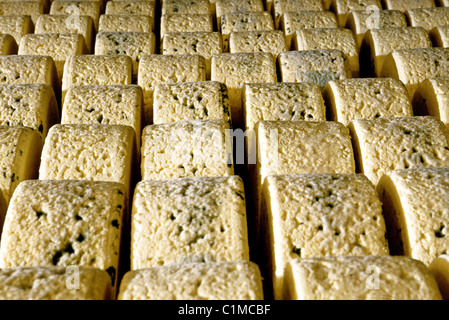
272, 0, 324, 29
161, 0, 211, 15
346, 10, 408, 51
0, 83, 59, 140
377, 168, 449, 266
0, 1, 44, 24
413, 78, 449, 127
361, 27, 432, 77
215, 0, 264, 26
349, 116, 449, 186
383, 0, 436, 12
161, 32, 222, 80
323, 78, 413, 126
284, 255, 442, 300
160, 14, 213, 39
244, 82, 326, 132
429, 254, 449, 300
229, 30, 287, 58
0, 179, 126, 291
34, 14, 95, 52
0, 126, 42, 205
138, 54, 206, 126
211, 52, 277, 128
38, 124, 136, 198
131, 176, 249, 269
294, 28, 359, 78
381, 48, 449, 98
153, 81, 231, 126
262, 173, 389, 299
118, 261, 264, 300
98, 14, 154, 33
141, 119, 233, 180
0, 266, 112, 300
94, 31, 156, 80
18, 33, 87, 86
406, 7, 449, 31
105, 0, 155, 17
62, 54, 133, 102
281, 11, 338, 50
278, 49, 352, 90
220, 12, 274, 51
331, 0, 382, 27
50, 0, 101, 31
0, 15, 33, 45
61, 84, 143, 148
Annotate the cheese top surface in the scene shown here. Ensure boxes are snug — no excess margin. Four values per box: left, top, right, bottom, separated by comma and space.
118, 261, 263, 300
131, 176, 249, 269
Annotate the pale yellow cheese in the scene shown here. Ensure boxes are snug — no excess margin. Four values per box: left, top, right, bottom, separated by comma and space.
229, 30, 287, 58
361, 27, 432, 77
406, 7, 449, 31
331, 0, 382, 27
61, 54, 133, 102
284, 255, 442, 300
61, 84, 143, 148
0, 179, 127, 293
35, 14, 95, 53
383, 0, 436, 12
98, 14, 154, 33
377, 168, 449, 266
160, 14, 213, 39
381, 47, 449, 98
294, 28, 359, 78
0, 126, 42, 205
161, 32, 222, 80
18, 33, 87, 87
137, 54, 206, 126
0, 266, 112, 300
0, 83, 59, 140
161, 0, 211, 15
349, 116, 449, 186
38, 124, 137, 199
215, 0, 264, 26
281, 11, 338, 50
272, 0, 324, 29
130, 176, 249, 269
153, 81, 231, 126
244, 82, 326, 132
141, 119, 233, 180
323, 78, 413, 126
262, 173, 389, 299
413, 78, 449, 128
346, 10, 408, 51
278, 49, 352, 90
94, 31, 156, 81
50, 0, 101, 31
118, 261, 264, 300
211, 52, 277, 128
105, 0, 155, 18
430, 26, 449, 47
0, 15, 33, 45
0, 1, 44, 24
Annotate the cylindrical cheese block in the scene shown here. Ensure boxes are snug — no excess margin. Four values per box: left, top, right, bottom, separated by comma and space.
0, 1, 44, 24
377, 168, 449, 266
0, 15, 33, 46
215, 0, 264, 27
284, 255, 442, 300
229, 30, 287, 58
413, 78, 449, 128
294, 28, 359, 78
280, 11, 338, 50
383, 0, 436, 12
272, 0, 324, 30
160, 14, 213, 39
381, 47, 449, 98
360, 26, 432, 77
98, 14, 154, 33
279, 49, 352, 90
346, 9, 407, 51
330, 0, 382, 28
323, 78, 413, 126
118, 261, 264, 300
406, 7, 449, 32
50, 0, 101, 31
261, 173, 389, 300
